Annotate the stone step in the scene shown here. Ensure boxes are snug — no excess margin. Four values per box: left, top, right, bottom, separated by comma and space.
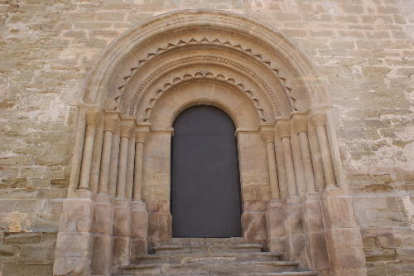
170, 238, 246, 245
116, 273, 318, 276
134, 252, 282, 265
119, 260, 300, 275
154, 243, 264, 255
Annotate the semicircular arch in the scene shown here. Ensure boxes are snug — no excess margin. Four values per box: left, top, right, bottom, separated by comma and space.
149, 80, 261, 131
81, 9, 331, 121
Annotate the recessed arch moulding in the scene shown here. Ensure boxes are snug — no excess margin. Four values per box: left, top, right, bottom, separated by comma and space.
53, 10, 367, 276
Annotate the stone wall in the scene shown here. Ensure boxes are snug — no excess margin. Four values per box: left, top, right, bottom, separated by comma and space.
0, 0, 413, 275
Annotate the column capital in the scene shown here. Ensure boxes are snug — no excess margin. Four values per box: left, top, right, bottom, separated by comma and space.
120, 117, 136, 138
85, 110, 103, 126
291, 113, 309, 134
275, 119, 291, 138
259, 124, 275, 144
135, 123, 151, 144
103, 112, 120, 133
311, 112, 327, 127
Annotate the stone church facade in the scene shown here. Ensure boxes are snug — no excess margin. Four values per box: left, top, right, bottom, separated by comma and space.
0, 1, 413, 276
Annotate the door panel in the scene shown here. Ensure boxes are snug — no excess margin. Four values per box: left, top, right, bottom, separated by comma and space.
172, 105, 242, 238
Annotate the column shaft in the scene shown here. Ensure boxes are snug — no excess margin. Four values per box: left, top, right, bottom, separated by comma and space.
79, 124, 96, 190
299, 131, 317, 194
133, 142, 144, 200
109, 132, 120, 197
291, 133, 305, 196
308, 126, 325, 191
282, 136, 298, 197
126, 138, 136, 200
274, 140, 288, 199
98, 130, 113, 194
116, 136, 129, 198
266, 142, 280, 199
316, 124, 336, 188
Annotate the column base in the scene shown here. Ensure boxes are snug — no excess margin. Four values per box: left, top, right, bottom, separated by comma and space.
131, 200, 149, 262
284, 197, 307, 268
148, 206, 172, 246
53, 189, 95, 276
112, 198, 131, 266
322, 188, 367, 276
266, 199, 285, 253
91, 193, 114, 276
302, 193, 330, 274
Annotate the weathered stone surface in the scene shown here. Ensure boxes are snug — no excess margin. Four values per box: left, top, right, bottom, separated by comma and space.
242, 211, 267, 244
1, 1, 414, 275
148, 212, 172, 245
3, 264, 53, 276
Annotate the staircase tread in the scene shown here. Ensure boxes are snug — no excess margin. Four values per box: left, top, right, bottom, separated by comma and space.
154, 243, 264, 249
122, 260, 300, 269
136, 252, 282, 260
115, 272, 318, 276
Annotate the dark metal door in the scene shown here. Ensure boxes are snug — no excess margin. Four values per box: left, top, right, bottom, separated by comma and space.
172, 106, 242, 238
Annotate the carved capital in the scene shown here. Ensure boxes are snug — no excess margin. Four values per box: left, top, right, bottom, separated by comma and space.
259, 124, 275, 144
120, 118, 136, 138
291, 113, 308, 134
85, 110, 103, 126
311, 112, 327, 127
135, 123, 151, 144
275, 119, 291, 138
103, 112, 120, 133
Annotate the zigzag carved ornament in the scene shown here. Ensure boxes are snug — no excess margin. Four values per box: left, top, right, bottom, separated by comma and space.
140, 71, 267, 123
110, 37, 298, 112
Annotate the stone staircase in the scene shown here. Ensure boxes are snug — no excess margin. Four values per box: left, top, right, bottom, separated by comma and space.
115, 238, 318, 276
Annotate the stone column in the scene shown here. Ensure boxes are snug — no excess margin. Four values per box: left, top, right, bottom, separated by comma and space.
91, 112, 119, 276
259, 125, 280, 200
126, 137, 136, 200
109, 125, 121, 197
311, 113, 336, 189
54, 110, 102, 276
131, 123, 151, 261
311, 109, 367, 276
78, 112, 101, 190
276, 120, 298, 198
260, 125, 285, 253
89, 121, 104, 194
116, 119, 135, 198
292, 114, 316, 195
68, 109, 86, 196
290, 129, 306, 197
112, 118, 135, 268
276, 120, 305, 264
274, 137, 288, 199
292, 114, 330, 274
133, 123, 150, 201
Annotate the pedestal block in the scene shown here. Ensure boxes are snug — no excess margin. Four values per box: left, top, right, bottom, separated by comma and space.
53, 190, 95, 276
302, 194, 330, 274
131, 200, 148, 262
148, 211, 172, 246
266, 199, 285, 253
242, 211, 267, 244
112, 199, 131, 267
322, 188, 367, 276
91, 194, 114, 276
284, 198, 306, 266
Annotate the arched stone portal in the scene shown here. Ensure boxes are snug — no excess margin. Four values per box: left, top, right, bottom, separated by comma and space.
53, 10, 367, 276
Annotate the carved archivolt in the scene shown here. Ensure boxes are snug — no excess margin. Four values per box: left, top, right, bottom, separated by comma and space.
110, 38, 298, 113
141, 71, 267, 123
120, 55, 282, 117
84, 9, 329, 118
